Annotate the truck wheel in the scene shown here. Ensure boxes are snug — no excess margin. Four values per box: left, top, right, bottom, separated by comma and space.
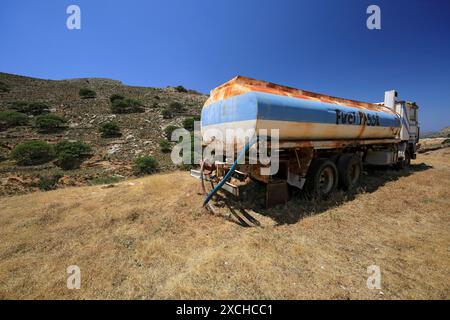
337, 153, 362, 191
405, 150, 411, 167
305, 158, 338, 199
395, 151, 410, 170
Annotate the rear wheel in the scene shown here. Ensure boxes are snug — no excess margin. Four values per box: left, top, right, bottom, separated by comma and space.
337, 153, 362, 191
305, 158, 339, 199
395, 150, 410, 170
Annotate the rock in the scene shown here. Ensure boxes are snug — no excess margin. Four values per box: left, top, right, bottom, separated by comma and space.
101, 184, 115, 189
107, 145, 121, 155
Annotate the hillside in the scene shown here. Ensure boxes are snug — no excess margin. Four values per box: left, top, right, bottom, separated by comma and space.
0, 149, 449, 299
0, 72, 207, 195
421, 126, 450, 138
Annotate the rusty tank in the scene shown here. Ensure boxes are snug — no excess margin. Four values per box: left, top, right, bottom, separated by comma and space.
200, 76, 401, 145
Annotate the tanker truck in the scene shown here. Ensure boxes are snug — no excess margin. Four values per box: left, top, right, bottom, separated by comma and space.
191, 76, 420, 208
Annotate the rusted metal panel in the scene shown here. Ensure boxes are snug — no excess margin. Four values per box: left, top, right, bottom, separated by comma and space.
201, 76, 401, 147
205, 76, 396, 114
266, 181, 289, 208
272, 138, 400, 150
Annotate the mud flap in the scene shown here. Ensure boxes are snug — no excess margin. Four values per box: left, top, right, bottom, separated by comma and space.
266, 181, 289, 208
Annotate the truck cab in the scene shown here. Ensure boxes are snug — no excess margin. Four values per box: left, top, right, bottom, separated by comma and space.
383, 90, 420, 163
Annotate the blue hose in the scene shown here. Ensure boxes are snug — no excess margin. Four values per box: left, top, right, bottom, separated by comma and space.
203, 138, 257, 206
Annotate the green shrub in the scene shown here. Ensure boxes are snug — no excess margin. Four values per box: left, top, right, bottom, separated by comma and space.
162, 108, 173, 119
159, 139, 172, 153
28, 102, 51, 115
443, 138, 450, 144
0, 81, 10, 93
79, 88, 97, 99
11, 140, 54, 166
10, 102, 50, 115
34, 114, 67, 132
38, 172, 63, 191
169, 101, 184, 113
100, 122, 121, 138
111, 98, 144, 114
109, 94, 125, 103
183, 117, 197, 131
164, 125, 180, 140
55, 140, 91, 170
9, 101, 28, 112
175, 85, 188, 93
132, 155, 158, 175
0, 111, 28, 127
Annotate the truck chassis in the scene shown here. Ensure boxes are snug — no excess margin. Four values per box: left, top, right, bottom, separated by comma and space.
192, 137, 415, 208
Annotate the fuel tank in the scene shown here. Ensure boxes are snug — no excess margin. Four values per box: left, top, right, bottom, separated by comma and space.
201, 76, 401, 145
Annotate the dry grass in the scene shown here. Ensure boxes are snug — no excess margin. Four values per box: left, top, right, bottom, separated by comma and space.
0, 149, 449, 299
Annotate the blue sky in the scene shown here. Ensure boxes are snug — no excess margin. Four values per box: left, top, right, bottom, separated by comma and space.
0, 0, 449, 131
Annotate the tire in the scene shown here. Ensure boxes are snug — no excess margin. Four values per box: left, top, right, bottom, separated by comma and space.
337, 153, 362, 191
304, 158, 339, 199
405, 150, 411, 167
395, 150, 410, 170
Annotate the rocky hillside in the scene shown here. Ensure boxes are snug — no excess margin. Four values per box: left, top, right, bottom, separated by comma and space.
421, 126, 450, 138
0, 72, 207, 195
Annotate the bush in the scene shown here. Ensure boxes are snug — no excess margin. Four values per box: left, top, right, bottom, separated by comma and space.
0, 111, 28, 127
111, 98, 144, 114
79, 88, 97, 99
109, 94, 125, 103
161, 108, 173, 119
0, 81, 10, 93
10, 140, 54, 166
38, 172, 63, 191
100, 122, 121, 138
443, 138, 450, 144
28, 102, 51, 115
164, 125, 180, 140
34, 114, 67, 132
183, 117, 197, 131
10, 102, 50, 115
175, 85, 188, 93
159, 139, 172, 153
169, 101, 184, 113
55, 140, 91, 170
9, 101, 28, 112
132, 155, 158, 175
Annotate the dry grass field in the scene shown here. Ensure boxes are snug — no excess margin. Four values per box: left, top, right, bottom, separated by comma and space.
0, 148, 449, 299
